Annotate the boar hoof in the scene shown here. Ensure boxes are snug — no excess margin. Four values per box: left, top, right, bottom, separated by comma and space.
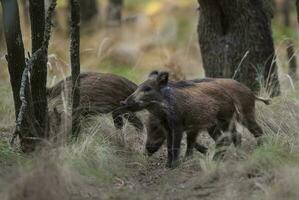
166, 160, 180, 168
213, 149, 226, 161
256, 137, 264, 146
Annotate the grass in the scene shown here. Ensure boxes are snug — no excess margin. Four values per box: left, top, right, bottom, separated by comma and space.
1, 80, 299, 199
1, 1, 299, 199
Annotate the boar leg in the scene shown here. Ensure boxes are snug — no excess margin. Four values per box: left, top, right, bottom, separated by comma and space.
231, 123, 242, 147
185, 130, 206, 157
185, 131, 197, 157
112, 110, 124, 129
194, 143, 208, 154
166, 127, 183, 168
208, 123, 231, 148
125, 112, 144, 132
243, 115, 264, 145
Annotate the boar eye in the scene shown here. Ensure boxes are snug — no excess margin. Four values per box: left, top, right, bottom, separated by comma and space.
143, 86, 152, 92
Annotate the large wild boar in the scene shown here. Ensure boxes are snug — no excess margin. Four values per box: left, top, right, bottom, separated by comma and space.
47, 72, 143, 131
122, 71, 241, 168
145, 77, 270, 156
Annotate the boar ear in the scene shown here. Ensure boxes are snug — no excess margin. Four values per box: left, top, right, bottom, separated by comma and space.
157, 72, 169, 87
149, 70, 159, 78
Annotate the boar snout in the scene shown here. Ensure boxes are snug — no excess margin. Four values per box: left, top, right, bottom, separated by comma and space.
120, 96, 142, 112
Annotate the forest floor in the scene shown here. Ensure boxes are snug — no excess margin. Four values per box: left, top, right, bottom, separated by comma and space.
1, 78, 299, 200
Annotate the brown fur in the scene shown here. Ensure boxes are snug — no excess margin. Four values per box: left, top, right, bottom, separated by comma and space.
47, 72, 143, 131
145, 77, 268, 158
123, 71, 240, 167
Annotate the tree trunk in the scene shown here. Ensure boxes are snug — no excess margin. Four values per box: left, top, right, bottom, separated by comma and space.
29, 0, 49, 138
0, 0, 33, 151
282, 0, 297, 79
197, 0, 280, 96
0, 9, 3, 49
106, 0, 123, 26
287, 41, 297, 79
296, 0, 299, 24
20, 0, 30, 25
70, 0, 80, 138
1, 0, 26, 118
79, 0, 98, 25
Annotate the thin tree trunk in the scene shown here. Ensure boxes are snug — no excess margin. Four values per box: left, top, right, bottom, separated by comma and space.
106, 0, 123, 26
1, 0, 26, 121
282, 0, 297, 79
20, 0, 30, 25
70, 0, 80, 138
287, 40, 297, 79
79, 0, 98, 25
29, 0, 49, 138
197, 0, 280, 96
296, 0, 299, 24
0, 0, 33, 151
0, 10, 3, 49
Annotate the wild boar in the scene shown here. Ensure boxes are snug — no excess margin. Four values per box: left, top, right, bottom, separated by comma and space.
122, 71, 240, 168
47, 72, 143, 131
144, 77, 269, 157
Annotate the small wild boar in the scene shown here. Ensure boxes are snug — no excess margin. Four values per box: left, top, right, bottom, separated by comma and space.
122, 71, 241, 168
144, 77, 270, 157
47, 72, 143, 131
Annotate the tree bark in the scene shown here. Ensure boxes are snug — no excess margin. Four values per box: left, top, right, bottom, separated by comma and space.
0, 9, 3, 49
20, 0, 30, 25
1, 0, 26, 119
197, 0, 280, 96
70, 0, 81, 138
29, 0, 49, 138
79, 0, 98, 25
282, 0, 297, 79
0, 0, 34, 151
287, 40, 297, 79
106, 0, 123, 26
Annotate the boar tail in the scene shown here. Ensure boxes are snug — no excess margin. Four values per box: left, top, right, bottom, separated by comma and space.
255, 96, 271, 105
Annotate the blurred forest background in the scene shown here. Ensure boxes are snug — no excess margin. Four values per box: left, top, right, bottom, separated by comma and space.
0, 0, 297, 83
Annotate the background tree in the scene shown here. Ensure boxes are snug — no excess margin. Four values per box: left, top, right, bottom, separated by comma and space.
106, 0, 123, 26
29, 0, 49, 139
197, 0, 280, 96
296, 0, 299, 23
0, 9, 3, 49
70, 0, 81, 138
282, 0, 297, 79
79, 0, 98, 25
19, 0, 30, 25
0, 0, 31, 150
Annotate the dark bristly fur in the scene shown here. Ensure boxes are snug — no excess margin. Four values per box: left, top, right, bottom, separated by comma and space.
123, 71, 241, 168
145, 77, 269, 159
47, 72, 143, 131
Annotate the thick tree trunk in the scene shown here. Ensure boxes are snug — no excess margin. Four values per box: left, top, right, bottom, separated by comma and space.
79, 0, 98, 25
197, 0, 280, 96
29, 0, 49, 138
70, 0, 80, 138
106, 0, 123, 26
